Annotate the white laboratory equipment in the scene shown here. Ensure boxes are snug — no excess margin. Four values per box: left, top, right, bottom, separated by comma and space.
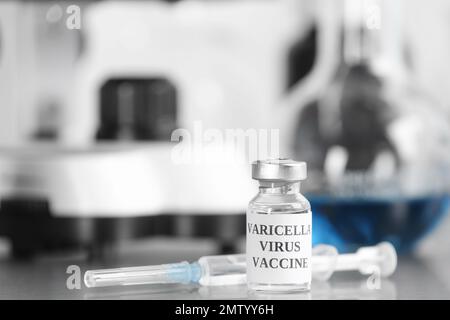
0, 0, 310, 257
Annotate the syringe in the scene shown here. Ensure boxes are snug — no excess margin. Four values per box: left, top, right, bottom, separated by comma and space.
84, 242, 397, 288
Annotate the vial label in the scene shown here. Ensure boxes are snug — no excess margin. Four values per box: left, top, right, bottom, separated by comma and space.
246, 211, 312, 285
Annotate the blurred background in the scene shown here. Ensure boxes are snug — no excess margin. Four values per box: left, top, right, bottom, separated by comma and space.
0, 0, 450, 298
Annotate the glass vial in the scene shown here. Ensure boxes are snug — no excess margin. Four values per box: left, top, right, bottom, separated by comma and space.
247, 159, 312, 292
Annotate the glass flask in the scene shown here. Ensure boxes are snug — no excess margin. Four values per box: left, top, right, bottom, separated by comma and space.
289, 0, 450, 253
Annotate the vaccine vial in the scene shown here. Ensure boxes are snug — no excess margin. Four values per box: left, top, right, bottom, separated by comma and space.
247, 159, 312, 292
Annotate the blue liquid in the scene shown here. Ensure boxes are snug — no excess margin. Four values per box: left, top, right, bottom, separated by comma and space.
310, 194, 450, 254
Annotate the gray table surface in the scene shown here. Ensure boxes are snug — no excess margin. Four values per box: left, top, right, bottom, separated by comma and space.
0, 238, 449, 300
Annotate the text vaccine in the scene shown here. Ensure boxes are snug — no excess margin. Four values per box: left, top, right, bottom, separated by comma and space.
247, 159, 312, 292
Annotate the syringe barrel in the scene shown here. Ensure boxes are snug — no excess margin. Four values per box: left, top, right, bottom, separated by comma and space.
197, 254, 247, 286
334, 254, 361, 271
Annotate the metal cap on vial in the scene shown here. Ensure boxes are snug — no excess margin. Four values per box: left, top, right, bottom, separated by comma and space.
252, 159, 307, 181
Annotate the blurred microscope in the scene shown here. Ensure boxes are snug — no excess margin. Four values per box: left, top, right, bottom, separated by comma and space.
0, 0, 310, 257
